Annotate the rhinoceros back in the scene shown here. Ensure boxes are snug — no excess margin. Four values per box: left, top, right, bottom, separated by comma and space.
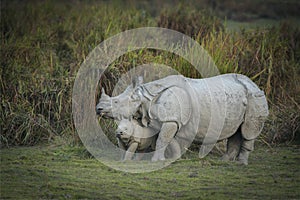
181, 74, 248, 142
142, 75, 186, 97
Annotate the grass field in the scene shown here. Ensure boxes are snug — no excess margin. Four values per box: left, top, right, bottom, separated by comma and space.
1, 0, 300, 199
1, 144, 299, 199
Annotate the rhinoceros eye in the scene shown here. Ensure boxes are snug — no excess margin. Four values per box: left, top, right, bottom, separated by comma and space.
114, 100, 118, 104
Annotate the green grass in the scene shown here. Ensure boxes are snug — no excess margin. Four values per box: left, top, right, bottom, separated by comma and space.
225, 17, 300, 32
1, 145, 299, 199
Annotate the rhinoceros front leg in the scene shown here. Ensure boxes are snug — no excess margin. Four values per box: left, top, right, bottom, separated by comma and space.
123, 142, 139, 161
168, 138, 181, 160
152, 122, 178, 161
117, 138, 127, 160
222, 131, 242, 161
133, 151, 146, 161
117, 138, 126, 150
237, 139, 254, 165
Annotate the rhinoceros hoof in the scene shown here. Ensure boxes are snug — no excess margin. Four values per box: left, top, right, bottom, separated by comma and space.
151, 154, 166, 162
151, 157, 166, 162
152, 158, 166, 162
236, 158, 248, 165
221, 154, 231, 161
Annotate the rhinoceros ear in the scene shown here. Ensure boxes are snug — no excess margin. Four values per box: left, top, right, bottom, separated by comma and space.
132, 76, 143, 88
131, 87, 142, 101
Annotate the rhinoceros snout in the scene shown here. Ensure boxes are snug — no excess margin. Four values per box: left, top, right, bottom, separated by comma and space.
96, 107, 103, 115
116, 131, 123, 138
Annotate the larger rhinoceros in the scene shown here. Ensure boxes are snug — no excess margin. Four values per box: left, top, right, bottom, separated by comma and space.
96, 74, 269, 165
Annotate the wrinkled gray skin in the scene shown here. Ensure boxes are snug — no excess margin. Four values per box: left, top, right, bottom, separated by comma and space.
116, 119, 181, 161
97, 74, 269, 165
116, 119, 158, 161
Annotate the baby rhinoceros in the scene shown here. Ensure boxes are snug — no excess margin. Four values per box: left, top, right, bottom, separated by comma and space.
116, 119, 158, 161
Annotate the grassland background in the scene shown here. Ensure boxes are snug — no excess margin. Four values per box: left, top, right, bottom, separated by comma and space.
1, 0, 299, 146
0, 0, 300, 198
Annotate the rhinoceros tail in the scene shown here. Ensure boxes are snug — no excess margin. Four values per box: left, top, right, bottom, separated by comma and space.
235, 74, 269, 140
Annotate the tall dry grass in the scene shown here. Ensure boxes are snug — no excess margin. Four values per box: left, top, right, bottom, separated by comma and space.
1, 1, 299, 147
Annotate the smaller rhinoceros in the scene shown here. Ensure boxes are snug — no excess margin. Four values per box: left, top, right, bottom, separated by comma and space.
116, 119, 159, 160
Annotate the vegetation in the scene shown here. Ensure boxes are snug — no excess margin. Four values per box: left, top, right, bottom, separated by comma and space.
1, 1, 299, 147
1, 1, 299, 199
1, 1, 155, 146
1, 144, 299, 199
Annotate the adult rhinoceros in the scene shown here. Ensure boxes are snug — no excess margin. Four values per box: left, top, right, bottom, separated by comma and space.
96, 74, 269, 165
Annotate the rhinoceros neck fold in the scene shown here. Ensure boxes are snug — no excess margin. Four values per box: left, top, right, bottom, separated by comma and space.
142, 75, 186, 97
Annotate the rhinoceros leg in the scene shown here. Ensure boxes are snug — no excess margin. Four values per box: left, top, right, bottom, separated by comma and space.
133, 150, 146, 161
152, 122, 178, 161
117, 138, 127, 160
117, 138, 126, 150
123, 142, 139, 161
237, 139, 254, 165
167, 138, 181, 160
222, 131, 242, 161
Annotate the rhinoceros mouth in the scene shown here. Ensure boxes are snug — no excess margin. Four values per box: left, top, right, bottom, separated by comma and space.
120, 135, 130, 141
96, 111, 114, 119
102, 114, 113, 119
119, 135, 133, 146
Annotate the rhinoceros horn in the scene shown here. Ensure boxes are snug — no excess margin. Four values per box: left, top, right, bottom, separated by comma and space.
101, 88, 110, 100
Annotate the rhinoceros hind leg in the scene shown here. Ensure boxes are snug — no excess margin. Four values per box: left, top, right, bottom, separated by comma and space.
237, 139, 254, 165
222, 131, 242, 161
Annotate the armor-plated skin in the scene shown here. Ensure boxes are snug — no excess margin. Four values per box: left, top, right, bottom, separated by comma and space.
97, 74, 269, 165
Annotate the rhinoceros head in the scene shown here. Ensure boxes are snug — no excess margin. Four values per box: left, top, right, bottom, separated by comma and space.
96, 77, 144, 120
115, 119, 135, 143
